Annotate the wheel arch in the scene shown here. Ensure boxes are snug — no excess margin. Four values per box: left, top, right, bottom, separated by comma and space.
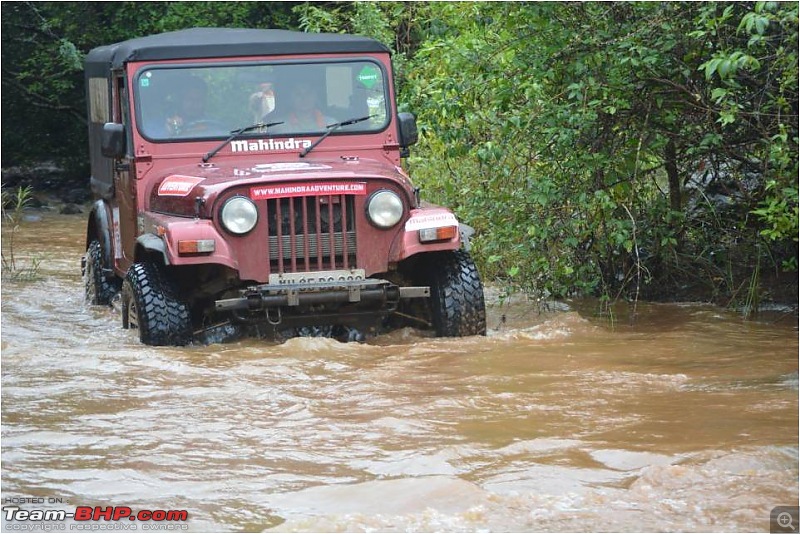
86, 200, 114, 271
135, 233, 170, 266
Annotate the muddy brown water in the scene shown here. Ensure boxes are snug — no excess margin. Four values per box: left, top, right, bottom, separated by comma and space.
2, 212, 798, 532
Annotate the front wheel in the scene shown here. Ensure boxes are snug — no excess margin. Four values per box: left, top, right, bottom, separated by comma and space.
424, 250, 487, 337
121, 262, 192, 346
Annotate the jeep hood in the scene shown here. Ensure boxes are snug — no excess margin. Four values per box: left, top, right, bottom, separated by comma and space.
148, 157, 415, 216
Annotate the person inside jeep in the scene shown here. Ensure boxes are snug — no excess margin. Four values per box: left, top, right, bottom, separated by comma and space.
248, 82, 276, 123
269, 80, 335, 133
164, 75, 224, 136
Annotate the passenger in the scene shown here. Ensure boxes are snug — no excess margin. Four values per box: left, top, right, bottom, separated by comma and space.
248, 82, 275, 124
270, 80, 335, 133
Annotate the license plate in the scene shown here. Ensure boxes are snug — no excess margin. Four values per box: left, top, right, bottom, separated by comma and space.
268, 269, 366, 286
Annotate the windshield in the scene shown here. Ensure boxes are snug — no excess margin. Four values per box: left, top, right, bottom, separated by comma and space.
134, 60, 390, 141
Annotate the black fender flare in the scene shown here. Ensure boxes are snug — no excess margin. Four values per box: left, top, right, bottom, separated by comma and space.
135, 233, 170, 265
87, 200, 114, 276
459, 223, 475, 252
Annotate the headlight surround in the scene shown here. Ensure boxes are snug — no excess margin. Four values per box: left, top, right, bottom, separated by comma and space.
220, 196, 258, 235
366, 190, 404, 228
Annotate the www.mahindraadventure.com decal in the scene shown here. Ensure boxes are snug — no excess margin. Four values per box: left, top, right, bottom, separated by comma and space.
250, 182, 367, 200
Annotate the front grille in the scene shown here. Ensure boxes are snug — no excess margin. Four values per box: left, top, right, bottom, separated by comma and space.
266, 195, 357, 272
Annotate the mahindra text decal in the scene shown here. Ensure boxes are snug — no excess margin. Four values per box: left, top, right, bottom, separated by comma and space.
231, 138, 312, 153
405, 212, 459, 231
157, 175, 205, 197
250, 182, 367, 200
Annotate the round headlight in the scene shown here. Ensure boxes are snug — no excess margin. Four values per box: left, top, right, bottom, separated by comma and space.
220, 196, 258, 235
366, 190, 404, 228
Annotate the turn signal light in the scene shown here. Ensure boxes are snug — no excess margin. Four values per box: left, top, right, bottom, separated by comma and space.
178, 239, 215, 255
419, 225, 458, 243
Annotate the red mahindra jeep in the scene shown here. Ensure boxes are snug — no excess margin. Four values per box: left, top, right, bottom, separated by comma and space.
82, 28, 486, 345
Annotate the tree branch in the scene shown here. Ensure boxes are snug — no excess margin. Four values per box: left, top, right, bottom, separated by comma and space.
1, 69, 86, 125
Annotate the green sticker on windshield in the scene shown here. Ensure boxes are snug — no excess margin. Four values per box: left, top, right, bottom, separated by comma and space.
357, 65, 380, 89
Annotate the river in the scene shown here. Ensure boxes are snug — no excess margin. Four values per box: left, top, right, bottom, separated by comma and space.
2, 211, 798, 532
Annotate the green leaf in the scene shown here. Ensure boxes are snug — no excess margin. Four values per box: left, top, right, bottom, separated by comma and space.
711, 87, 729, 103
702, 58, 722, 80
718, 59, 732, 78
719, 109, 737, 125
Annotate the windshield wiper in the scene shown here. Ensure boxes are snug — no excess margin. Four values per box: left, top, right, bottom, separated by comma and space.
203, 121, 284, 163
299, 115, 375, 158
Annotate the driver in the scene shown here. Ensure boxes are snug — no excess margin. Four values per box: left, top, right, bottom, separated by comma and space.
165, 76, 212, 136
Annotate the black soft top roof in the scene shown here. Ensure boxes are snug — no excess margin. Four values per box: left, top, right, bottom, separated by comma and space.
85, 27, 389, 74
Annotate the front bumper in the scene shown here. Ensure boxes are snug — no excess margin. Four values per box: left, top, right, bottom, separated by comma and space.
215, 278, 429, 312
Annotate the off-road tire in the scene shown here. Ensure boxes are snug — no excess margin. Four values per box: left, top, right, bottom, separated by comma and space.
121, 262, 192, 346
84, 240, 121, 305
425, 250, 487, 337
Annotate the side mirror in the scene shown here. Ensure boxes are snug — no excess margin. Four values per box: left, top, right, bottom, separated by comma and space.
398, 112, 418, 148
101, 122, 126, 158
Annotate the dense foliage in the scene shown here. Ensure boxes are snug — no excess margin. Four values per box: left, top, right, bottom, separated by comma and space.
2, 2, 797, 308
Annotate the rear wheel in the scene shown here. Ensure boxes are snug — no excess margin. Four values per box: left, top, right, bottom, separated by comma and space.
424, 250, 486, 337
121, 262, 192, 346
84, 240, 120, 305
